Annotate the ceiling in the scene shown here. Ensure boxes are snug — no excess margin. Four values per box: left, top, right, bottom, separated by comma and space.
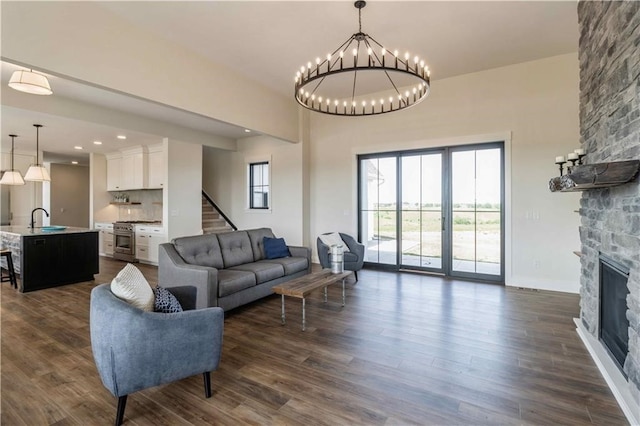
1, 1, 579, 166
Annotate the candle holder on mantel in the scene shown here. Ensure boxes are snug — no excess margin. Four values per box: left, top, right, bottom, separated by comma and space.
555, 159, 567, 176
577, 153, 586, 165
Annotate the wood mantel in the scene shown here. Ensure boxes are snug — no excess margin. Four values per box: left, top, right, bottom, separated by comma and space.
549, 160, 640, 192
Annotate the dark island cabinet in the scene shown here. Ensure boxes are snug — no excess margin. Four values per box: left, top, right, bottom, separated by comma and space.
21, 232, 99, 292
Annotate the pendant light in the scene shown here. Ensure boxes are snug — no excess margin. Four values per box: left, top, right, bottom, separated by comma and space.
0, 134, 26, 185
8, 69, 53, 95
24, 124, 51, 182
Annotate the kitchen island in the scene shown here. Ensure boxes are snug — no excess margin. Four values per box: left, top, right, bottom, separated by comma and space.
0, 226, 99, 292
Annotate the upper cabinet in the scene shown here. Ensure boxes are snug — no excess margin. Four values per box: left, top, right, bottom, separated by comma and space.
106, 145, 163, 191
147, 144, 164, 189
106, 153, 122, 191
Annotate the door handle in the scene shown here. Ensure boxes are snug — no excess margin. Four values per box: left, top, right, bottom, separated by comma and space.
442, 216, 445, 231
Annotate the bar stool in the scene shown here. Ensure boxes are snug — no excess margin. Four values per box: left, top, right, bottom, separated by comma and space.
1, 249, 18, 289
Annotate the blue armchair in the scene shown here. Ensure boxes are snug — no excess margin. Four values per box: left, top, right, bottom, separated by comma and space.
317, 232, 365, 281
90, 284, 224, 426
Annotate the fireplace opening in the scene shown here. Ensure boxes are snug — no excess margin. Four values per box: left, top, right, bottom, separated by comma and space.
599, 253, 630, 377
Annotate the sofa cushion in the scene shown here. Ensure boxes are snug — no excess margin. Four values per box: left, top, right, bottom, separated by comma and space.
218, 231, 255, 268
110, 263, 155, 312
229, 262, 285, 284
154, 286, 183, 313
263, 237, 290, 259
172, 234, 224, 269
247, 228, 276, 261
261, 257, 309, 275
217, 269, 256, 297
319, 232, 350, 252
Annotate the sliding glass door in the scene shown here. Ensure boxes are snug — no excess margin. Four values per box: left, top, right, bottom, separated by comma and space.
400, 152, 443, 271
358, 142, 504, 282
450, 146, 503, 280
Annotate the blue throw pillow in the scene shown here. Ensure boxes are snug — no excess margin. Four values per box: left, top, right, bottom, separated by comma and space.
263, 237, 291, 259
154, 286, 183, 313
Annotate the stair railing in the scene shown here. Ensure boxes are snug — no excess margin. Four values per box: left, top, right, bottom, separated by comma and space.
202, 190, 238, 231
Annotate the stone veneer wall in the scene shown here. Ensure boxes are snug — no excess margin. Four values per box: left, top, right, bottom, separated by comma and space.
577, 1, 640, 403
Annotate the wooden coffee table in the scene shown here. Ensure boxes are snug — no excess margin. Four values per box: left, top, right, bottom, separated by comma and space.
272, 269, 352, 331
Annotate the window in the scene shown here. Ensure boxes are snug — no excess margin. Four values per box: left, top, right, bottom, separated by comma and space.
249, 161, 270, 209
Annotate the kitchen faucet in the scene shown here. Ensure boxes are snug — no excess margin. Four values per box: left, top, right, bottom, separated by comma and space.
30, 208, 49, 229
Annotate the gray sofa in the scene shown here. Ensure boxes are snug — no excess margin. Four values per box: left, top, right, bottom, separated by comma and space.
158, 228, 310, 311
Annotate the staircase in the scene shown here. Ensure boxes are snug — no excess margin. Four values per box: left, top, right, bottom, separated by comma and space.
202, 195, 235, 234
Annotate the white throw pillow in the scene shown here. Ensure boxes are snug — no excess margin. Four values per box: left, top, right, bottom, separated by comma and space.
319, 232, 350, 252
110, 263, 155, 312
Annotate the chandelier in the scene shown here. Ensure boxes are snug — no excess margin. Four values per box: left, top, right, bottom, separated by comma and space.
24, 124, 51, 182
294, 1, 430, 116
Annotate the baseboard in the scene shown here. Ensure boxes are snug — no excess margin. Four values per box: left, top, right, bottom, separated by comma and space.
507, 275, 579, 293
575, 318, 640, 425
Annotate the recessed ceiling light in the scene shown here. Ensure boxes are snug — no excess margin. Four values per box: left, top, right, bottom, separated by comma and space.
93, 141, 102, 145
74, 146, 83, 150
71, 161, 78, 165
244, 129, 251, 133
117, 135, 127, 140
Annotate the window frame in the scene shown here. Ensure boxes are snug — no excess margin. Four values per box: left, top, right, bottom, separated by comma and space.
246, 157, 271, 212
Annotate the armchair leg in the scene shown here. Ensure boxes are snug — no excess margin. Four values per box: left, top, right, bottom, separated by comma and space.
203, 372, 212, 398
354, 271, 358, 282
115, 395, 127, 426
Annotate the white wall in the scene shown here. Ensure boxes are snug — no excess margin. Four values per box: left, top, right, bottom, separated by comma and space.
165, 139, 203, 240
89, 153, 118, 226
1, 1, 298, 143
310, 53, 582, 293
203, 136, 305, 246
0, 151, 38, 226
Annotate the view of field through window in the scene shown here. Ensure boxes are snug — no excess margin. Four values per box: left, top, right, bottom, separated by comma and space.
360, 146, 502, 277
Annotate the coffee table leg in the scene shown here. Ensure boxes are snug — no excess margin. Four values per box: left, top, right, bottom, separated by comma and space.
342, 278, 346, 306
302, 298, 306, 331
324, 286, 327, 303
281, 294, 286, 325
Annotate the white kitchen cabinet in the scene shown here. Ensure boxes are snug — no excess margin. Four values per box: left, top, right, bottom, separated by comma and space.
121, 147, 148, 190
147, 144, 164, 189
106, 154, 122, 191
134, 225, 166, 265
95, 223, 114, 257
106, 147, 149, 191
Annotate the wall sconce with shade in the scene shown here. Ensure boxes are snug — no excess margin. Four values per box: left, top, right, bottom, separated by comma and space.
8, 69, 53, 96
24, 124, 51, 182
0, 134, 25, 185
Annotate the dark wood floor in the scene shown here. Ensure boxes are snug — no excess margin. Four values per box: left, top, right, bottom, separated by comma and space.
1, 257, 628, 425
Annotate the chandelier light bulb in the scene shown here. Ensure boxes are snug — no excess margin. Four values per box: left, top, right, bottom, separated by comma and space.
316, 57, 321, 65
335, 100, 339, 105
381, 48, 386, 56
367, 47, 372, 55
404, 52, 410, 60
394, 50, 399, 57
318, 96, 322, 103
414, 56, 419, 64
352, 48, 358, 56
311, 94, 315, 100
340, 50, 344, 58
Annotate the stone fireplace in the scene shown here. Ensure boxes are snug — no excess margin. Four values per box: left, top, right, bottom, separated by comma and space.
576, 1, 640, 423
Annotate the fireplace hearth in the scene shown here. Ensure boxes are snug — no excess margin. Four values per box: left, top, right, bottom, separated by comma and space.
599, 254, 630, 376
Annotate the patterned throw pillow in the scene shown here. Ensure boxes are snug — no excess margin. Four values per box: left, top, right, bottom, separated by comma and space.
110, 263, 155, 311
154, 286, 183, 313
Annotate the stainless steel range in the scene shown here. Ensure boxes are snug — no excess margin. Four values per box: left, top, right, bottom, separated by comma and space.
113, 221, 136, 262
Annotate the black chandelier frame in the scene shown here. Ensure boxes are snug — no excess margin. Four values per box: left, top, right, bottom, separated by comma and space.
294, 1, 430, 117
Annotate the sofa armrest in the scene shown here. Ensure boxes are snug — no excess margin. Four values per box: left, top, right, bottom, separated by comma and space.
316, 239, 331, 268
158, 243, 220, 309
165, 285, 198, 311
288, 245, 312, 272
